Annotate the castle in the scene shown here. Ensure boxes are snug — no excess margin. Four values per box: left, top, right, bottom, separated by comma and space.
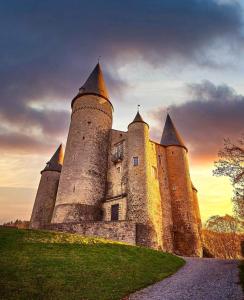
30, 63, 202, 257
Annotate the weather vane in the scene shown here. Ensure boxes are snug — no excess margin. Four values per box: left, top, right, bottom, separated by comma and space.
137, 104, 141, 112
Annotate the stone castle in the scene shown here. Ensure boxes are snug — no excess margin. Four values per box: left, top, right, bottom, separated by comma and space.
30, 63, 202, 257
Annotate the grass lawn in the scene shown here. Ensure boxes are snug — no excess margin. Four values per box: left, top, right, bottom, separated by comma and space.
0, 227, 184, 300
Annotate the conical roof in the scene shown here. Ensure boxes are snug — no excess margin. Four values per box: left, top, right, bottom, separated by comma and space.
129, 111, 149, 127
42, 144, 64, 173
133, 111, 144, 123
74, 63, 109, 101
160, 114, 187, 151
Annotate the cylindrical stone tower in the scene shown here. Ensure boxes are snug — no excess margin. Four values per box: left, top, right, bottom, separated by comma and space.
161, 114, 202, 256
52, 63, 113, 223
127, 112, 158, 248
156, 144, 174, 253
29, 144, 63, 229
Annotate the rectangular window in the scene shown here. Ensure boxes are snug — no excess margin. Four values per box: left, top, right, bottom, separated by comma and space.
133, 156, 139, 166
115, 142, 123, 157
111, 204, 119, 221
111, 142, 124, 163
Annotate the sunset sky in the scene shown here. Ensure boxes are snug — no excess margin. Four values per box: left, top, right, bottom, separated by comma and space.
0, 0, 243, 224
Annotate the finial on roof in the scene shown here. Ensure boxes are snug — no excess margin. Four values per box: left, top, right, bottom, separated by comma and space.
41, 144, 64, 173
72, 63, 110, 107
137, 104, 140, 112
160, 114, 187, 151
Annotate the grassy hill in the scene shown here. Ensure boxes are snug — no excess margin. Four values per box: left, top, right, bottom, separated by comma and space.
0, 227, 184, 300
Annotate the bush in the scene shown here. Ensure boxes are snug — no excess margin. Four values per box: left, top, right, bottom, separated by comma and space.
202, 229, 243, 259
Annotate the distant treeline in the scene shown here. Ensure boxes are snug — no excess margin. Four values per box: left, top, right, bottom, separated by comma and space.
2, 219, 29, 229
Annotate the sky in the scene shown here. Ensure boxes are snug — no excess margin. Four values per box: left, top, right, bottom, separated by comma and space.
0, 0, 243, 224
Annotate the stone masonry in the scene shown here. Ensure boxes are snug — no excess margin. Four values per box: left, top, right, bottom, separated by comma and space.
29, 63, 203, 257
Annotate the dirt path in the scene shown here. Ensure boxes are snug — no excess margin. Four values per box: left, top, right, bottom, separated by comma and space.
129, 257, 243, 300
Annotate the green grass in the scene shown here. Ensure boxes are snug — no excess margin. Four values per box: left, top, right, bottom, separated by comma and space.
239, 261, 244, 291
0, 227, 184, 300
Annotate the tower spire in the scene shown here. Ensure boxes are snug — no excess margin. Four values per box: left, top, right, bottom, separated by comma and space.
78, 63, 109, 100
42, 144, 64, 173
160, 114, 187, 150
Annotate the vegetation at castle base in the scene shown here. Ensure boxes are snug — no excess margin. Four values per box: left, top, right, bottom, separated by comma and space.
202, 215, 244, 259
0, 227, 184, 300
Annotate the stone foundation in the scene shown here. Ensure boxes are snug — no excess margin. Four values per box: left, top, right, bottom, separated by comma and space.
46, 221, 136, 244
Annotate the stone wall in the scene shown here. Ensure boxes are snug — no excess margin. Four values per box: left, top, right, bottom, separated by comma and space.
156, 143, 174, 253
105, 129, 128, 199
52, 95, 113, 223
166, 146, 202, 256
30, 170, 60, 229
48, 221, 136, 244
146, 141, 163, 249
192, 188, 202, 236
102, 197, 127, 221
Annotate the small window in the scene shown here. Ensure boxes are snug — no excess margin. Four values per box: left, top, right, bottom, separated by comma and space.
117, 167, 121, 173
111, 204, 119, 221
133, 156, 139, 166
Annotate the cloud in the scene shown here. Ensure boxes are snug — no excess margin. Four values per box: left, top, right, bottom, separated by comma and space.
0, 0, 243, 154
149, 81, 244, 163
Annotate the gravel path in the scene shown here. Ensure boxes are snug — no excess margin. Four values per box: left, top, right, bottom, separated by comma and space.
129, 258, 243, 300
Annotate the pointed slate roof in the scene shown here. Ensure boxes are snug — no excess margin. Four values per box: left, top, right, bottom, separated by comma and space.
72, 63, 110, 107
129, 111, 149, 127
41, 144, 64, 173
160, 114, 187, 151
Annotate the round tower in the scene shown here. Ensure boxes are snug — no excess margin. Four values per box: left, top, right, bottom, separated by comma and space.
127, 112, 158, 248
52, 63, 113, 223
29, 144, 63, 229
161, 114, 202, 256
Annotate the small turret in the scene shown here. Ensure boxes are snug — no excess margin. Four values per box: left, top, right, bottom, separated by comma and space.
161, 114, 202, 256
52, 63, 113, 224
29, 144, 63, 229
127, 111, 159, 248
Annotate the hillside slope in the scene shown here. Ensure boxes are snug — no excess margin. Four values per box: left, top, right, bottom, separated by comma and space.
0, 227, 184, 300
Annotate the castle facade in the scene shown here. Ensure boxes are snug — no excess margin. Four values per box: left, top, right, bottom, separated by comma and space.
30, 63, 202, 257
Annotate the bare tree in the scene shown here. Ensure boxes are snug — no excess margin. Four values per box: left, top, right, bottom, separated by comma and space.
213, 135, 244, 219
